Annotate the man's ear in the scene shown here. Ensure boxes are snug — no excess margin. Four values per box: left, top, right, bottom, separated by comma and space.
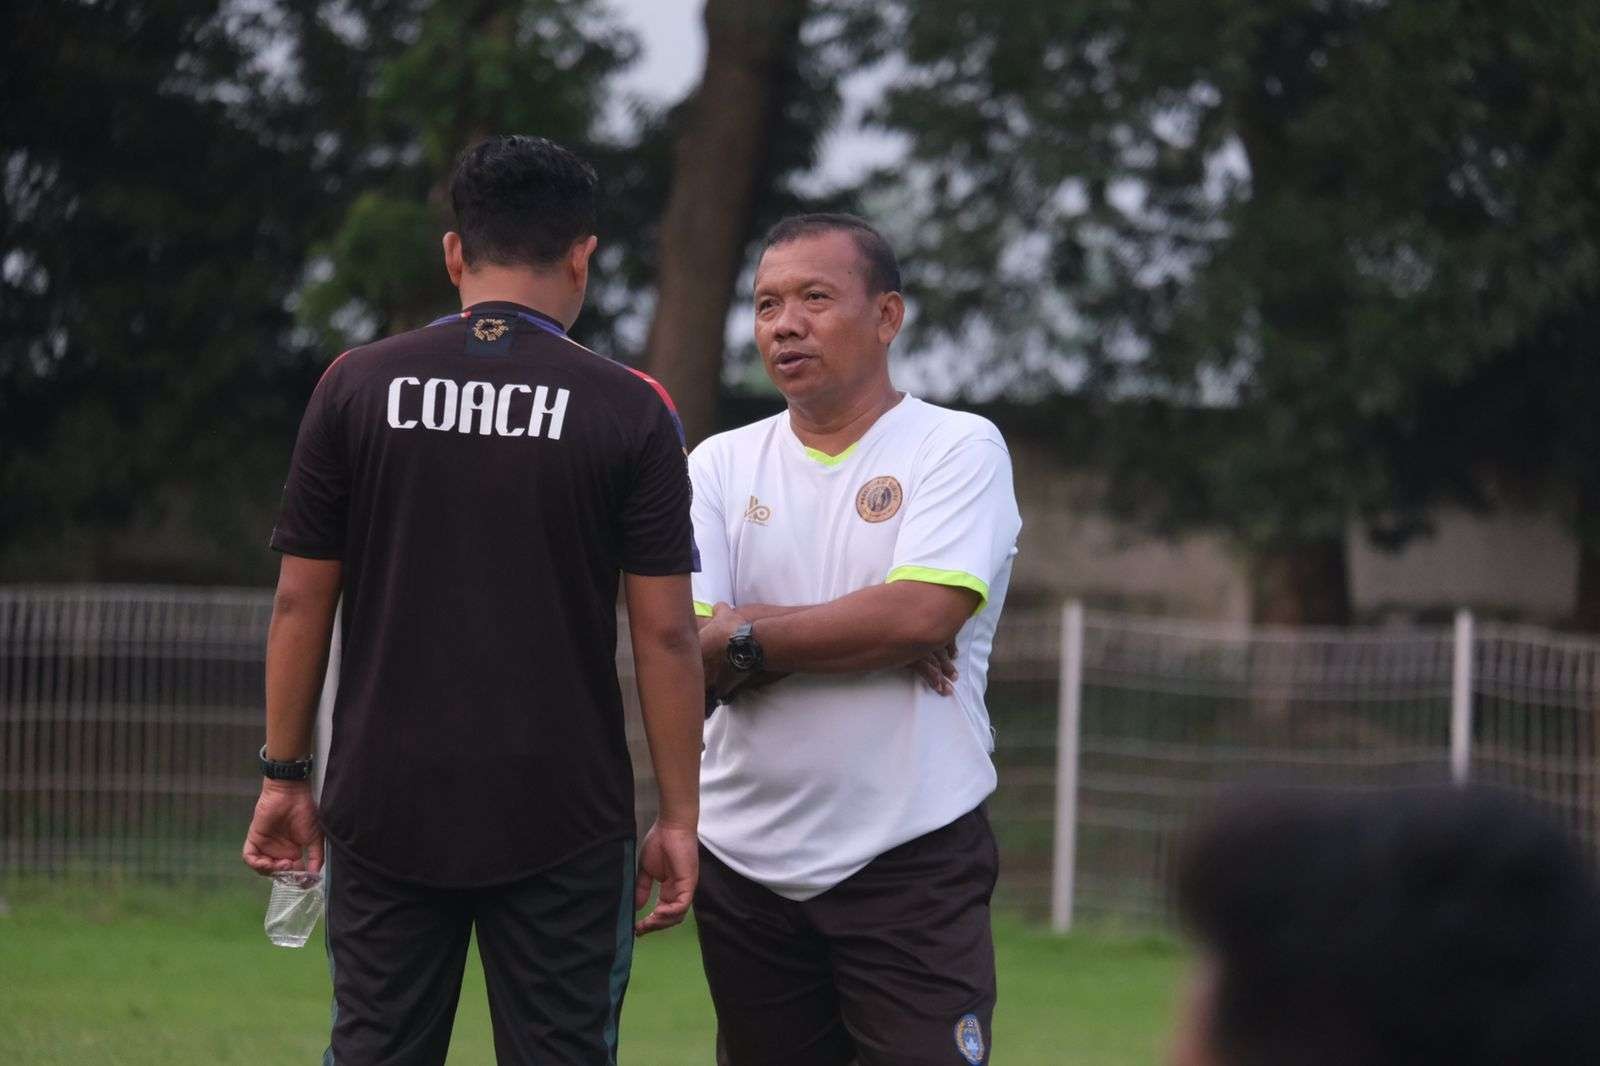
443, 232, 466, 288
877, 291, 906, 346
568, 234, 599, 288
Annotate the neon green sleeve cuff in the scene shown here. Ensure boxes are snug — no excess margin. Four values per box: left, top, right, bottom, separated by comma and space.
885, 565, 990, 615
693, 600, 715, 618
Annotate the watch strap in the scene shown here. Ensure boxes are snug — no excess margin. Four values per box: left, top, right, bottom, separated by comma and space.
259, 745, 315, 781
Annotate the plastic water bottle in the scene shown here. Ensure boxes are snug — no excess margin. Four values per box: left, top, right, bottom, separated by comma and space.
264, 870, 325, 947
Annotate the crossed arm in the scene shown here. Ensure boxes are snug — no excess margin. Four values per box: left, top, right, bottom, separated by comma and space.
698, 579, 978, 697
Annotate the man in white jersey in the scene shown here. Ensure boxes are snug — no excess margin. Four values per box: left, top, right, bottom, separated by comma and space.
688, 214, 1022, 1066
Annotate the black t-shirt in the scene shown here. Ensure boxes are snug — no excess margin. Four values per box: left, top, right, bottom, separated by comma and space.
271, 301, 696, 887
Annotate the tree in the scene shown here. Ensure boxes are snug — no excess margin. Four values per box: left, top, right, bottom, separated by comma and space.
843, 0, 1600, 624
640, 0, 810, 445
641, 0, 873, 445
0, 0, 658, 580
296, 0, 640, 350
0, 0, 362, 577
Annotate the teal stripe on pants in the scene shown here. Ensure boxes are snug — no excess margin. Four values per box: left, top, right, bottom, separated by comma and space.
603, 839, 637, 1065
322, 855, 337, 1066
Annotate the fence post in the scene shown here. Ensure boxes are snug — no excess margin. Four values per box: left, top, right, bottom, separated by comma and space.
1450, 608, 1474, 784
1051, 600, 1085, 933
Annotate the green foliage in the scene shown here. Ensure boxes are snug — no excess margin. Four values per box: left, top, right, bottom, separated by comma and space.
847, 0, 1600, 553
297, 191, 442, 339
0, 0, 850, 576
298, 0, 640, 347
0, 0, 349, 560
0, 0, 645, 573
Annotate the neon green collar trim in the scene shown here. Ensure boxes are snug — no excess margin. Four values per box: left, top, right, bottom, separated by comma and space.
801, 441, 859, 467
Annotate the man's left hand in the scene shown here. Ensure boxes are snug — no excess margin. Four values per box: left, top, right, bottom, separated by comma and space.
634, 819, 698, 936
912, 639, 960, 695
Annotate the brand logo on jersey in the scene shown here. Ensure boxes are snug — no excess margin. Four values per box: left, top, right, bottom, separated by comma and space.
855, 476, 903, 523
744, 496, 772, 525
472, 317, 510, 342
386, 376, 570, 439
954, 1014, 985, 1064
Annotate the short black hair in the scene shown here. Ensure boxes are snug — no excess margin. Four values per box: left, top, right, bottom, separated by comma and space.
761, 213, 901, 295
1176, 786, 1600, 1066
448, 135, 598, 268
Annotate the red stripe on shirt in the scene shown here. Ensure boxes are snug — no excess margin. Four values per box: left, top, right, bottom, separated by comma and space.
625, 366, 679, 415
316, 350, 352, 386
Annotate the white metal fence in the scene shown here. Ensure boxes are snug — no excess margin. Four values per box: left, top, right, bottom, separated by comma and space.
1031, 605, 1600, 930
4, 587, 1597, 932
0, 587, 272, 880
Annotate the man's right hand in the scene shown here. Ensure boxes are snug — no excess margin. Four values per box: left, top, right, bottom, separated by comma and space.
634, 819, 699, 936
718, 668, 791, 702
242, 779, 324, 875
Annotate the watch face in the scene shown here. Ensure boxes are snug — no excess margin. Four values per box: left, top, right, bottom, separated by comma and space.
727, 638, 763, 673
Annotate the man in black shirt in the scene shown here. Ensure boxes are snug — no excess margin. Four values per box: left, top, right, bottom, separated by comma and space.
242, 135, 704, 1065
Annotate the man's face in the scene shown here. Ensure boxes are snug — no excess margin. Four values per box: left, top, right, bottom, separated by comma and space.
752, 231, 900, 411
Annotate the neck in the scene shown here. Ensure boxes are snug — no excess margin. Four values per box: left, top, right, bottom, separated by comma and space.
458, 265, 576, 329
787, 378, 903, 454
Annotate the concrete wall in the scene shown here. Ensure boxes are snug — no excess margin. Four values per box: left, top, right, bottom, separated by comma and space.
1006, 439, 1580, 625
1347, 505, 1580, 620
1007, 440, 1253, 622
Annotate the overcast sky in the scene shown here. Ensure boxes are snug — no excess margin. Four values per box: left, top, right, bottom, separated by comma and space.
603, 1, 954, 392
610, 0, 705, 104
606, 0, 904, 191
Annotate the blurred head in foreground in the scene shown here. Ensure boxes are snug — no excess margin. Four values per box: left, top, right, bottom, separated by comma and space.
1171, 786, 1600, 1066
753, 213, 905, 420
443, 134, 599, 327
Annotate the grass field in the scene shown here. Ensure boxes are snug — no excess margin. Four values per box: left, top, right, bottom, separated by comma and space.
0, 878, 1184, 1065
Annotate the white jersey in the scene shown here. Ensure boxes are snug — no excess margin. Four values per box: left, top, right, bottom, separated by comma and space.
689, 396, 1022, 900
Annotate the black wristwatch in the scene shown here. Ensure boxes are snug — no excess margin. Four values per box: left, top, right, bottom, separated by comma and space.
259, 745, 315, 781
726, 621, 765, 673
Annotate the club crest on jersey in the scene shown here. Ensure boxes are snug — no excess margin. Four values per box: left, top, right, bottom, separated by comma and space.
744, 496, 772, 525
954, 1014, 985, 1064
472, 317, 510, 342
855, 476, 903, 523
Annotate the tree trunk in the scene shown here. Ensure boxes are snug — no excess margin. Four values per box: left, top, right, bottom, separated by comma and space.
1251, 537, 1352, 626
642, 0, 807, 446
1234, 26, 1353, 633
